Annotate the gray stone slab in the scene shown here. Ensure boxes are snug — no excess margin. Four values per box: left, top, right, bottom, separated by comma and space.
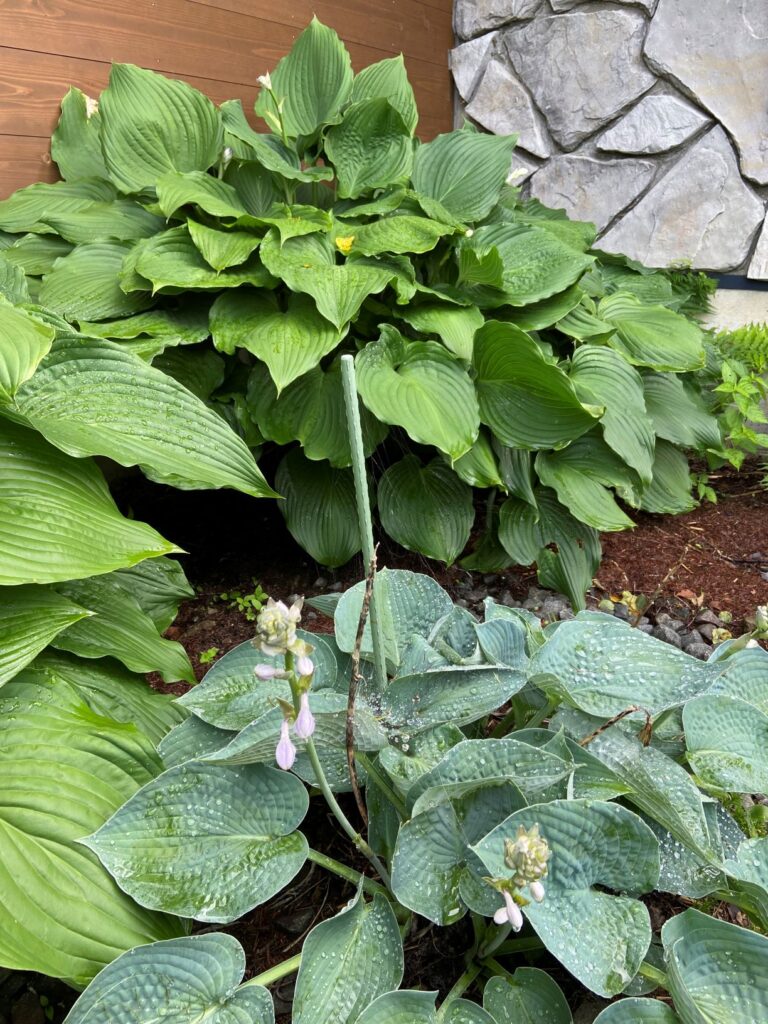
505, 10, 656, 149
508, 149, 540, 185
596, 93, 711, 155
599, 127, 765, 271
551, 0, 655, 10
529, 154, 656, 232
645, 0, 768, 185
450, 32, 498, 102
748, 218, 768, 281
465, 59, 552, 158
454, 0, 543, 39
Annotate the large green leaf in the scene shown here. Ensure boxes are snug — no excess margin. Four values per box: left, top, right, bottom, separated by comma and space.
599, 293, 705, 372
326, 99, 412, 199
683, 695, 768, 793
256, 17, 353, 139
453, 430, 505, 489
63, 933, 274, 1023
51, 87, 109, 181
397, 302, 483, 361
187, 220, 262, 272
412, 131, 517, 222
110, 555, 194, 632
2, 234, 73, 277
132, 226, 273, 292
0, 419, 177, 585
78, 303, 211, 360
275, 449, 361, 566
356, 991, 437, 1024
0, 297, 55, 404
339, 215, 453, 257
155, 170, 247, 219
594, 1000, 680, 1023
378, 456, 474, 564
642, 373, 721, 451
506, 284, 584, 332
0, 585, 91, 686
356, 325, 479, 460
14, 335, 276, 497
483, 970, 572, 1024
473, 800, 658, 997
351, 54, 418, 135
292, 888, 403, 1024
40, 199, 163, 246
99, 63, 223, 193
0, 179, 115, 234
635, 441, 695, 515
221, 101, 333, 184
474, 321, 600, 449
39, 241, 154, 321
0, 700, 181, 986
0, 253, 30, 303
211, 289, 341, 392
85, 761, 308, 922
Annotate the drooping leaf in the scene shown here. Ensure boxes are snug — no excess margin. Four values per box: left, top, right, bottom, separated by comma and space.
599, 293, 705, 372
187, 220, 262, 272
51, 87, 109, 181
642, 373, 721, 451
132, 226, 273, 292
412, 131, 518, 222
351, 54, 418, 136
155, 170, 247, 219
505, 285, 584, 332
39, 241, 154, 321
221, 101, 333, 184
483, 970, 573, 1024
593, 999, 680, 1023
684, 694, 768, 794
0, 297, 55, 403
0, 179, 115, 234
2, 234, 72, 276
40, 199, 164, 246
453, 430, 505, 489
0, 586, 91, 686
338, 215, 453, 257
78, 303, 211, 356
325, 99, 412, 199
397, 302, 483, 361
635, 441, 695, 515
110, 556, 194, 632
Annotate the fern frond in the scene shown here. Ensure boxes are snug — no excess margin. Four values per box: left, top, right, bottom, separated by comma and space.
715, 321, 768, 373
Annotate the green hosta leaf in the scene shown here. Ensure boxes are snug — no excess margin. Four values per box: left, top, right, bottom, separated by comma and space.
187, 220, 261, 272
505, 285, 584, 332
155, 170, 247, 219
0, 297, 55, 404
454, 431, 504, 489
0, 254, 29, 303
0, 419, 176, 585
326, 99, 412, 199
599, 293, 705, 371
221, 101, 333, 183
3, 234, 73, 276
483, 970, 572, 1024
132, 226, 272, 292
339, 214, 452, 257
211, 289, 341, 392
51, 87, 109, 181
40, 199, 164, 245
243, 203, 332, 243
110, 556, 193, 631
224, 158, 281, 215
276, 449, 360, 566
570, 345, 655, 484
594, 999, 680, 1022
684, 694, 768, 793
99, 63, 223, 193
0, 179, 115, 234
474, 321, 600, 449
351, 54, 418, 135
63, 933, 274, 1024
0, 702, 181, 986
85, 761, 308, 922
442, 1000, 496, 1024
474, 800, 658, 997
334, 569, 453, 673
292, 888, 403, 1024
635, 441, 694, 515
15, 335, 276, 498
378, 456, 473, 564
39, 241, 153, 320
356, 325, 479, 459
642, 374, 721, 451
397, 302, 483, 361
247, 359, 387, 467
78, 303, 210, 354
152, 346, 225, 401
662, 909, 768, 1023
357, 991, 437, 1024
256, 17, 352, 138
51, 574, 194, 683
412, 131, 517, 222
557, 298, 613, 340
535, 434, 637, 532
0, 586, 91, 686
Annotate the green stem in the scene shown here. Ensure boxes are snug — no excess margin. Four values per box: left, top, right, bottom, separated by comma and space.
490, 706, 517, 739
441, 963, 482, 1009
242, 953, 302, 988
482, 958, 515, 981
307, 848, 388, 898
355, 752, 408, 819
478, 923, 513, 960
638, 962, 668, 988
525, 700, 556, 731
493, 937, 545, 956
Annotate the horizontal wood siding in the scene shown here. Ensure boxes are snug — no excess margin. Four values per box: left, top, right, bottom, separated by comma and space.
0, 0, 454, 196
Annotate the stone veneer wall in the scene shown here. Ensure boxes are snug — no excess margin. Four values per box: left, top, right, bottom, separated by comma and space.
450, 0, 768, 278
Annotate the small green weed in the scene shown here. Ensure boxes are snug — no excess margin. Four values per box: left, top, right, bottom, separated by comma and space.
217, 580, 269, 621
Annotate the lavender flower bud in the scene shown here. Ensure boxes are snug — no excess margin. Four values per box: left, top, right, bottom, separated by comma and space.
529, 881, 545, 903
294, 692, 315, 740
494, 890, 524, 930
254, 663, 280, 681
275, 719, 296, 770
295, 654, 314, 679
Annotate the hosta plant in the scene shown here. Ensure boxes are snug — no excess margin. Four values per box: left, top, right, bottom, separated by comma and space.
53, 566, 768, 1022
0, 18, 728, 606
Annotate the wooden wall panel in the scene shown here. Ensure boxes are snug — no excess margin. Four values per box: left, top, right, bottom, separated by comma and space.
0, 0, 454, 196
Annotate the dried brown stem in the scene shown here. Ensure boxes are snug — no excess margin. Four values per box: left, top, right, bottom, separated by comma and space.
578, 704, 653, 747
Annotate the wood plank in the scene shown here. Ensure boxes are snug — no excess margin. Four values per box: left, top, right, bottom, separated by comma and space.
0, 135, 56, 196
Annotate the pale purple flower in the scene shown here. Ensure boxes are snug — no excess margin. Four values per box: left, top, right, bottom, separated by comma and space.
529, 881, 545, 903
254, 663, 281, 681
294, 692, 315, 740
295, 655, 314, 679
275, 719, 296, 770
493, 890, 524, 931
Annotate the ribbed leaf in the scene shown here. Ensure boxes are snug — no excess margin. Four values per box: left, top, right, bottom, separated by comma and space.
684, 695, 768, 794
110, 556, 194, 631
398, 302, 483, 361
351, 54, 418, 135
453, 430, 504, 489
224, 159, 282, 215
0, 586, 91, 686
599, 293, 705, 372
506, 285, 583, 331
132, 226, 272, 292
2, 234, 73, 276
187, 220, 262, 271
0, 254, 30, 303
0, 297, 55, 403
339, 215, 452, 256
326, 99, 412, 199
412, 131, 517, 222
51, 87, 109, 181
39, 241, 153, 321
221, 101, 333, 184
642, 373, 721, 451
155, 170, 247, 219
0, 179, 115, 234
483, 970, 573, 1024
635, 441, 694, 515
594, 999, 679, 1022
78, 304, 211, 357
41, 199, 163, 245
356, 991, 436, 1024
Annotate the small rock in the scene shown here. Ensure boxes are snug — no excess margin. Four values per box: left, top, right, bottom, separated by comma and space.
507, 149, 540, 185
678, 628, 704, 646
697, 623, 717, 642
684, 642, 713, 660
638, 624, 655, 634
330, 581, 344, 592
467, 588, 486, 603
450, 32, 498, 101
613, 602, 631, 621
455, 598, 470, 608
313, 576, 328, 589
558, 607, 575, 620
455, 0, 543, 39
483, 574, 497, 585
652, 625, 683, 648
638, 616, 650, 626
541, 598, 567, 620
695, 608, 722, 627
501, 591, 521, 607
306, 611, 318, 622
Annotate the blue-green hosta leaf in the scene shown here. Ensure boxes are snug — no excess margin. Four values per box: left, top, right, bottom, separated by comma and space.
662, 908, 768, 1023
453, 431, 505, 489
334, 569, 453, 673
326, 99, 412, 199
684, 694, 768, 793
724, 837, 768, 924
51, 87, 109, 181
351, 54, 418, 135
155, 169, 247, 219
39, 241, 154, 320
412, 131, 517, 222
504, 284, 584, 332
0, 297, 55, 403
14, 335, 276, 498
474, 321, 600, 449
356, 325, 479, 460
593, 999, 680, 1023
513, 726, 629, 802
634, 440, 694, 515
569, 345, 655, 484
132, 226, 273, 292
0, 586, 91, 686
0, 254, 30, 303
99, 63, 223, 193
63, 932, 274, 1024
0, 178, 115, 234
473, 801, 659, 997
483, 970, 572, 1024
159, 715, 233, 769
275, 449, 360, 567
0, 701, 181, 986
441, 1000, 496, 1024
378, 724, 464, 799
599, 293, 705, 372
397, 302, 483, 361
110, 556, 194, 632
221, 101, 333, 183
473, 618, 527, 670
338, 214, 453, 257
211, 289, 341, 392
256, 17, 353, 139
85, 761, 308, 922
292, 888, 403, 1024
356, 991, 437, 1024
378, 456, 474, 565
642, 373, 721, 451
247, 359, 387, 468
0, 419, 177, 585
187, 219, 261, 272
704, 646, 768, 712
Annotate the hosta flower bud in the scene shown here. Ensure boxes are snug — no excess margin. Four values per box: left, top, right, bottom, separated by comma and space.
254, 663, 280, 681
504, 823, 551, 889
257, 72, 273, 90
222, 145, 233, 164
529, 881, 545, 903
275, 719, 296, 770
295, 654, 314, 679
493, 890, 523, 931
255, 597, 303, 656
294, 692, 316, 740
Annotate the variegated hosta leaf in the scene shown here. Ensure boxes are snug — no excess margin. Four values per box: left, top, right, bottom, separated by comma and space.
683, 694, 768, 793
483, 970, 572, 1024
411, 131, 517, 222
325, 98, 412, 199
599, 293, 705, 372
593, 999, 680, 1022
84, 761, 309, 922
63, 933, 274, 1024
473, 800, 659, 997
356, 990, 437, 1023
0, 585, 90, 686
292, 888, 403, 1024
662, 908, 768, 1023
